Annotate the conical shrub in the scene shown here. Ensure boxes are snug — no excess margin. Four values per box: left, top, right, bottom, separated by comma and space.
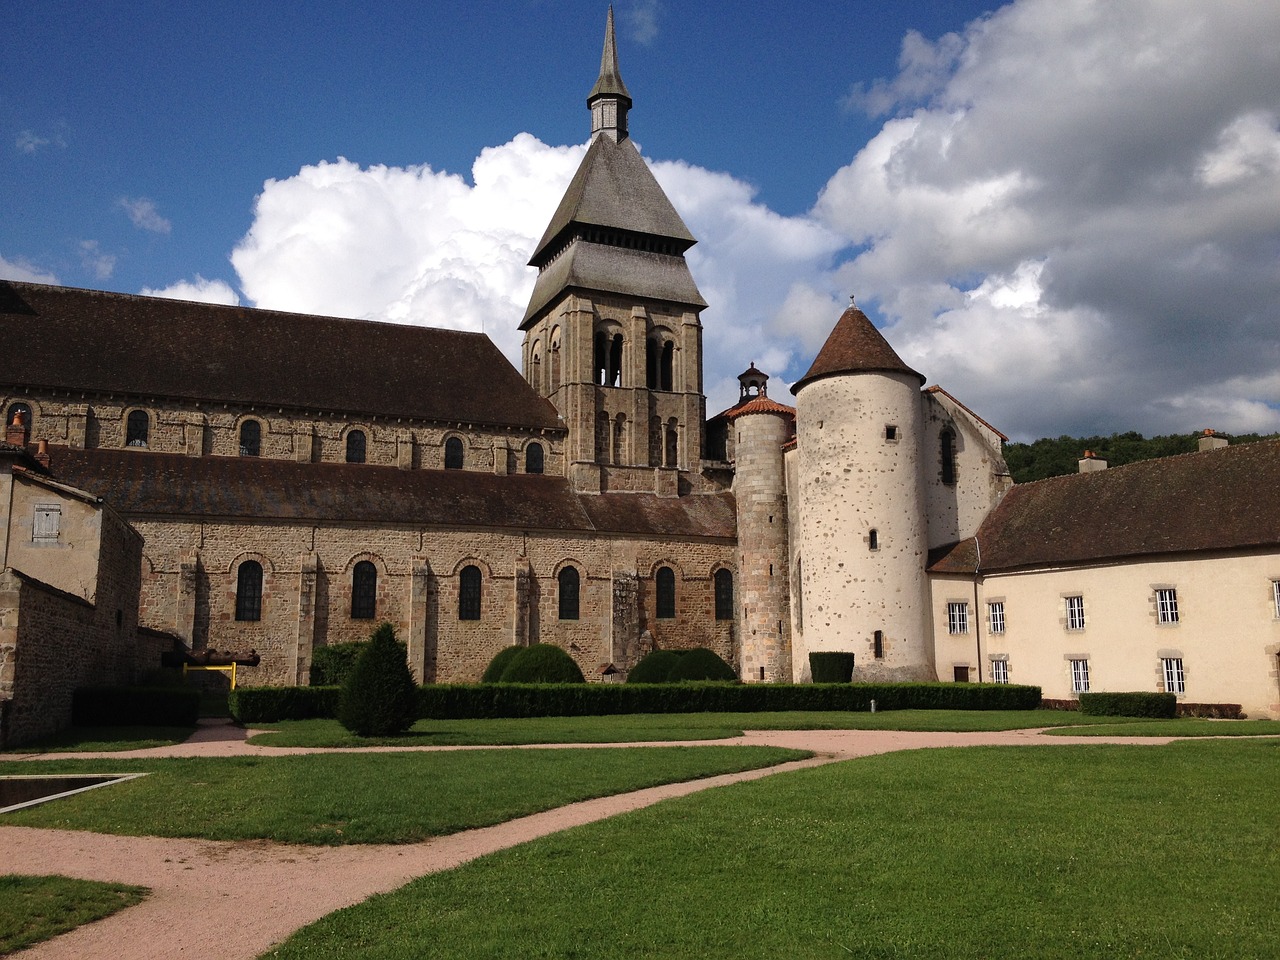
338, 623, 417, 736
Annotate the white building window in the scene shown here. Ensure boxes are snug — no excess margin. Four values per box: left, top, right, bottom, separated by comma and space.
1156, 588, 1179, 624
988, 601, 1005, 634
1162, 657, 1185, 694
32, 504, 61, 542
1065, 595, 1086, 631
1273, 580, 1280, 619
947, 602, 969, 635
990, 659, 1009, 684
1070, 658, 1090, 693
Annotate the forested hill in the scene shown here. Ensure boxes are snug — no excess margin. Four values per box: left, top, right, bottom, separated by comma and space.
1003, 431, 1280, 483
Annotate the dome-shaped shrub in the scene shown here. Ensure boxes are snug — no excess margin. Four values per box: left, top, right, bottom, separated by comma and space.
481, 645, 524, 683
626, 649, 684, 683
338, 623, 418, 736
668, 647, 737, 682
499, 643, 585, 683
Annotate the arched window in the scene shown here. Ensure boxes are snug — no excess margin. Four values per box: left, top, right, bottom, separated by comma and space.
526, 442, 544, 474
549, 332, 562, 389
235, 560, 263, 621
351, 560, 377, 619
608, 333, 623, 386
444, 436, 464, 470
664, 419, 678, 469
594, 331, 608, 385
558, 566, 580, 620
7, 402, 31, 443
345, 430, 366, 464
656, 566, 676, 619
940, 429, 956, 486
458, 565, 481, 620
714, 569, 733, 621
126, 410, 149, 448
240, 420, 261, 457
868, 528, 879, 551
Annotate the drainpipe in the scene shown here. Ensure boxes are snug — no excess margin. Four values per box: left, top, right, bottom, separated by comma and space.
972, 537, 983, 683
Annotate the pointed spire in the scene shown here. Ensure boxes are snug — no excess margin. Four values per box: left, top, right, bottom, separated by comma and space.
588, 7, 632, 141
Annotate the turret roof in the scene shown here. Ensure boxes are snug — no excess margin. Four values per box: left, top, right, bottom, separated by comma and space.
791, 303, 924, 394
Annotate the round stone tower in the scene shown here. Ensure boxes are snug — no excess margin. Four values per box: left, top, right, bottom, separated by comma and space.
727, 364, 794, 682
790, 300, 934, 681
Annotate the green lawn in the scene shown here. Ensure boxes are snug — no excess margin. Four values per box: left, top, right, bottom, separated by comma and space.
245, 710, 1143, 747
0, 874, 147, 954
2, 725, 196, 753
1, 747, 805, 845
1044, 717, 1279, 737
265, 739, 1279, 960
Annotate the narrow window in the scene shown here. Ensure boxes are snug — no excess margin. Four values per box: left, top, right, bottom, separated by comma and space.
235, 560, 263, 621
458, 565, 482, 620
594, 331, 608, 385
646, 338, 658, 389
558, 566, 580, 620
991, 660, 1009, 684
6, 402, 31, 442
988, 601, 1006, 634
884, 425, 898, 442
526, 442, 544, 474
608, 333, 623, 386
32, 504, 60, 542
1156, 588, 1179, 624
549, 336, 561, 389
444, 436, 464, 470
1274, 580, 1280, 619
660, 341, 674, 391
126, 410, 149, 448
656, 566, 676, 619
1065, 595, 1086, 631
714, 569, 733, 621
346, 430, 367, 464
664, 419, 678, 468
873, 630, 884, 659
1070, 658, 1090, 693
613, 413, 626, 464
351, 560, 377, 619
940, 429, 956, 485
868, 528, 879, 551
947, 601, 969, 635
239, 420, 261, 457
1162, 657, 1185, 694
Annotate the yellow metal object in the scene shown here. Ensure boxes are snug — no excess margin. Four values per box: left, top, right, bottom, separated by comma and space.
181, 662, 239, 689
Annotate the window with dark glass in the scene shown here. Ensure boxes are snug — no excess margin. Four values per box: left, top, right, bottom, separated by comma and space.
126, 410, 149, 448
714, 568, 733, 620
458, 565, 481, 620
656, 566, 676, 619
351, 561, 377, 619
240, 420, 261, 457
558, 566, 580, 620
660, 341, 674, 391
235, 560, 263, 621
940, 429, 956, 485
346, 430, 366, 464
445, 436, 464, 469
526, 442, 544, 474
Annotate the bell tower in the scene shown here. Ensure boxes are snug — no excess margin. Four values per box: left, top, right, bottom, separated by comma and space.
520, 8, 708, 495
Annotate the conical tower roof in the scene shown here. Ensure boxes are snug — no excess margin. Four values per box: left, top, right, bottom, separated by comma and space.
791, 302, 924, 394
589, 7, 631, 104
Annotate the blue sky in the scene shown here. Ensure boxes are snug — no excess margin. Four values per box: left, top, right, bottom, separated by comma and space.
4, 1, 1279, 441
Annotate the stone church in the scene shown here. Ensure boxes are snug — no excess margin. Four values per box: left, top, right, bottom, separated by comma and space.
1, 12, 1277, 730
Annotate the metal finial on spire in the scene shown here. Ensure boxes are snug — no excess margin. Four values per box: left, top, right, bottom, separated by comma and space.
588, 7, 632, 141
849, 294, 857, 307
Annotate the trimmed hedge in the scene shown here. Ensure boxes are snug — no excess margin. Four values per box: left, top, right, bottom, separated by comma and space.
481, 645, 525, 683
809, 652, 856, 683
72, 685, 200, 727
626, 649, 685, 684
1079, 691, 1177, 718
499, 644, 586, 684
668, 648, 737, 682
229, 681, 1042, 723
310, 641, 366, 686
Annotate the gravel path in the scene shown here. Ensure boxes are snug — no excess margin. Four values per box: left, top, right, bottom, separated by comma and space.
0, 721, 1181, 959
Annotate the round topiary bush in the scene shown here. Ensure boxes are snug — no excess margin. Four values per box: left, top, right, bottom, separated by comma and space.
667, 647, 737, 682
626, 649, 685, 683
338, 623, 418, 736
481, 645, 524, 683
499, 643, 586, 683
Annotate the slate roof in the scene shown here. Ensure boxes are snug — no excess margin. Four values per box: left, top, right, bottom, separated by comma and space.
792, 304, 924, 394
45, 446, 737, 540
928, 439, 1280, 574
0, 281, 562, 432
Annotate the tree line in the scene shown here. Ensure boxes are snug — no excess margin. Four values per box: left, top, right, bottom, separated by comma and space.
1003, 430, 1280, 483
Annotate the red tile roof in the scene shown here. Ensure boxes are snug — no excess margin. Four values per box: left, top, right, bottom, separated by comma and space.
928, 438, 1280, 574
720, 395, 796, 421
0, 281, 563, 432
792, 304, 924, 394
45, 446, 736, 540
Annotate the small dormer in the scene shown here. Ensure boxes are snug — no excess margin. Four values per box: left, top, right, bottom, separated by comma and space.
738, 363, 769, 402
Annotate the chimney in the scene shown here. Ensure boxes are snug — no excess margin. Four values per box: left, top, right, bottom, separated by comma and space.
34, 439, 50, 469
1078, 450, 1108, 473
5, 409, 27, 446
1198, 428, 1229, 453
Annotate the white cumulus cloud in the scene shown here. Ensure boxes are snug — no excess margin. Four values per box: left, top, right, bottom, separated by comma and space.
119, 196, 172, 234
0, 254, 58, 284
141, 276, 240, 305
78, 240, 116, 280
